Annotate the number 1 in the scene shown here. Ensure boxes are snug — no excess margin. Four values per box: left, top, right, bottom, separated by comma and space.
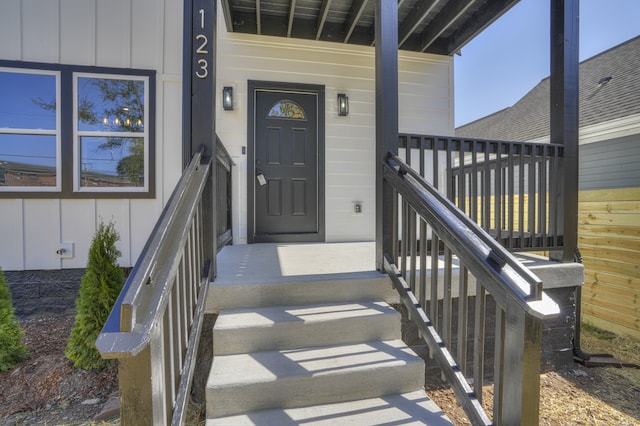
199, 9, 205, 29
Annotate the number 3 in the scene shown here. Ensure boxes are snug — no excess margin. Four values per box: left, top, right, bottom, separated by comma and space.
196, 59, 208, 79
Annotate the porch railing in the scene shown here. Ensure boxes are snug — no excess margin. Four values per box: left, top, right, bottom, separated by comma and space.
96, 141, 233, 425
382, 153, 560, 425
399, 134, 565, 251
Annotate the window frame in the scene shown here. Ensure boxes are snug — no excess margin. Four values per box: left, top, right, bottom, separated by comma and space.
0, 60, 156, 199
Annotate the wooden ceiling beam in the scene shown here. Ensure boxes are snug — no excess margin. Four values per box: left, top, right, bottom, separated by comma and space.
419, 0, 475, 53
287, 0, 297, 37
256, 0, 262, 34
398, 0, 441, 47
316, 0, 333, 40
220, 0, 234, 32
343, 0, 369, 43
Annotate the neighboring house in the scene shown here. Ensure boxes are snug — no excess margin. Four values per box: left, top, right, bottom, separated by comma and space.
457, 36, 640, 339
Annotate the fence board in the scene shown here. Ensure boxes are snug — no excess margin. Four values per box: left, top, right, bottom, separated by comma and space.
579, 187, 640, 339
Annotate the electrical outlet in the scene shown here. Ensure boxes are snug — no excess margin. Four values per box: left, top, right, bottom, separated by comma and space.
353, 202, 362, 214
56, 241, 74, 259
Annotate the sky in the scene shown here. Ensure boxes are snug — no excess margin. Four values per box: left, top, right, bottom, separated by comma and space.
454, 0, 640, 127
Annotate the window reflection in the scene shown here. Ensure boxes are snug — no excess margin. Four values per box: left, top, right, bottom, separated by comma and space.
0, 70, 57, 130
77, 77, 145, 132
0, 134, 57, 187
80, 136, 144, 187
267, 100, 306, 119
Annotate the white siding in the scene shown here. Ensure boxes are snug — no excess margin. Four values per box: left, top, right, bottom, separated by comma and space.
216, 20, 454, 244
0, 0, 184, 271
1, 0, 454, 270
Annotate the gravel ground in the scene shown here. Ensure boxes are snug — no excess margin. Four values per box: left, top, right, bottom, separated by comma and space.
1, 316, 638, 425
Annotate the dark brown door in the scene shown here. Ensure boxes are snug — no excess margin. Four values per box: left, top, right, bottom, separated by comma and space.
252, 89, 321, 241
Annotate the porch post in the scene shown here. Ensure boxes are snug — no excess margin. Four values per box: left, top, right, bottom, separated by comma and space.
375, 0, 399, 271
549, 0, 579, 262
183, 0, 217, 269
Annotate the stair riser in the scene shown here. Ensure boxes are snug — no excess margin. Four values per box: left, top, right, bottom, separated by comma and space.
214, 314, 401, 355
207, 361, 425, 418
207, 277, 398, 313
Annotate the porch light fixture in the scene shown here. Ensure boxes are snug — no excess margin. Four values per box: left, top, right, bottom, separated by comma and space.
337, 93, 349, 116
222, 86, 233, 110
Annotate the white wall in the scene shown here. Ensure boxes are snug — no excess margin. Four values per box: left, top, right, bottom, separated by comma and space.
0, 0, 184, 271
0, 0, 454, 270
215, 14, 454, 244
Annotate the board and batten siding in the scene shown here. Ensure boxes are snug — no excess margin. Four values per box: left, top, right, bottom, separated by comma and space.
215, 21, 454, 244
0, 0, 184, 271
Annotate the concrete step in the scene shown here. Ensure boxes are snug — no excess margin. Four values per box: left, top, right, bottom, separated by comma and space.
207, 272, 398, 313
213, 300, 401, 355
206, 390, 452, 425
206, 339, 426, 419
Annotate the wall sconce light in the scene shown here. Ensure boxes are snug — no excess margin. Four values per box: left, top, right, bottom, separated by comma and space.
222, 86, 233, 110
337, 93, 349, 116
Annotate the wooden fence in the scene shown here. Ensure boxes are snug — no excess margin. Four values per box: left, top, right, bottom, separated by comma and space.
579, 187, 640, 339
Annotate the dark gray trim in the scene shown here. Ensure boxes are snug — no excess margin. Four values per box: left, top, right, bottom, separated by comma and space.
247, 80, 326, 244
550, 0, 579, 261
375, 0, 399, 271
0, 59, 156, 199
182, 0, 218, 271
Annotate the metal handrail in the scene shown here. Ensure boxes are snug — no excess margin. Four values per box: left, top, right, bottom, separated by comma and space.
98, 146, 211, 353
383, 153, 560, 425
96, 145, 213, 425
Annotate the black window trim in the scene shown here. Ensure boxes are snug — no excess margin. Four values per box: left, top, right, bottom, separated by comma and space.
0, 59, 156, 199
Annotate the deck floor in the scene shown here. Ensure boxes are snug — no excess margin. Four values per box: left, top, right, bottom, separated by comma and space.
215, 242, 381, 285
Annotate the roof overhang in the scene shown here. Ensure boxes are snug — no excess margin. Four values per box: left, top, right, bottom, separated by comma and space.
220, 0, 520, 56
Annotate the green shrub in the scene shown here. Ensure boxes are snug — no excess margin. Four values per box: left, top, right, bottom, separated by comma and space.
65, 221, 124, 370
0, 268, 28, 371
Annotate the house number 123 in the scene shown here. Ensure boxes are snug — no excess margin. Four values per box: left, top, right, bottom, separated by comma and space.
195, 8, 208, 79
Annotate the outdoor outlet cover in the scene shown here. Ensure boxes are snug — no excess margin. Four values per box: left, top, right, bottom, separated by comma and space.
57, 242, 75, 259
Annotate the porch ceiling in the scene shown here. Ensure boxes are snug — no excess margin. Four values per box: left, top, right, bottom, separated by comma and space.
220, 0, 520, 55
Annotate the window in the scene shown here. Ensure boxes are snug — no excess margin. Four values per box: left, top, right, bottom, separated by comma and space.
0, 61, 155, 197
0, 68, 60, 191
267, 99, 307, 119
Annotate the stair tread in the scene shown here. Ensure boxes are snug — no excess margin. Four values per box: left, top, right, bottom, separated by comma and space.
206, 390, 452, 425
209, 339, 422, 388
215, 300, 398, 329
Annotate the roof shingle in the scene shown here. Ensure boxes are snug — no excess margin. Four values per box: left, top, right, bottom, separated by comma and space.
457, 35, 640, 141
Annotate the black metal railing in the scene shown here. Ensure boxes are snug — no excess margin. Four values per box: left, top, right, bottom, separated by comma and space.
216, 137, 233, 249
96, 141, 233, 425
382, 153, 559, 425
399, 134, 565, 252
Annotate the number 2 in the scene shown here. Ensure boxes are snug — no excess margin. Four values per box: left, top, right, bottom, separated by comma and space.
196, 34, 208, 54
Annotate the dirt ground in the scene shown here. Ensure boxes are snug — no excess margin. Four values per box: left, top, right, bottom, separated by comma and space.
0, 316, 638, 425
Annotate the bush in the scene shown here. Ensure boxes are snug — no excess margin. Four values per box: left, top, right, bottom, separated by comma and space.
65, 221, 124, 370
0, 268, 28, 371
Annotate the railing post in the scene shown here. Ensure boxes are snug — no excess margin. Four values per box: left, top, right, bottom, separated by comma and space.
499, 304, 543, 425
375, 0, 399, 271
550, 0, 579, 261
118, 327, 169, 425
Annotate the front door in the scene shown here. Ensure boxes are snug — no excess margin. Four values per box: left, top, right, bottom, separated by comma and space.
249, 83, 325, 243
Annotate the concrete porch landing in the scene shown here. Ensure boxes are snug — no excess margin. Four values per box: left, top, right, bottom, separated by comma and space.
215, 241, 381, 282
